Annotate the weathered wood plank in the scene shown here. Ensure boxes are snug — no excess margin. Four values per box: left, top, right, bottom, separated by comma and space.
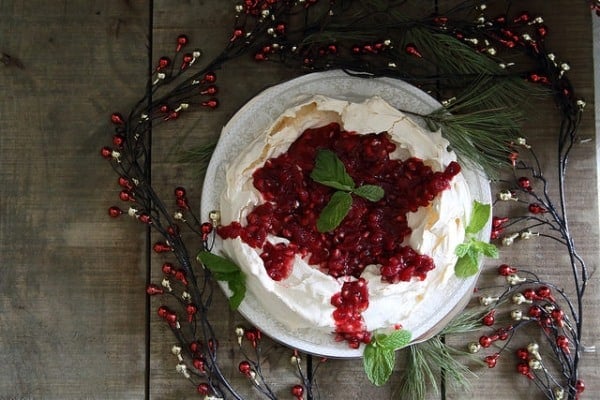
0, 1, 149, 398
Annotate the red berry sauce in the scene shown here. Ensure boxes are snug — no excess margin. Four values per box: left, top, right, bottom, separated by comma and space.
331, 278, 371, 348
218, 122, 461, 346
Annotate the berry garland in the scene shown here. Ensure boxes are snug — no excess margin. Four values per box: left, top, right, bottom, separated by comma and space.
101, 1, 597, 399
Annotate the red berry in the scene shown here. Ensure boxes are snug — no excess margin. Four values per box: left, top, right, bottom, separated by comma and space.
108, 206, 123, 218
118, 176, 132, 189
146, 284, 164, 295
405, 43, 423, 58
230, 28, 244, 42
535, 285, 553, 300
174, 187, 186, 199
200, 85, 218, 95
189, 341, 202, 354
490, 228, 502, 240
576, 379, 585, 393
157, 56, 171, 70
196, 382, 210, 395
200, 222, 213, 234
202, 72, 217, 83
516, 348, 529, 360
556, 335, 570, 353
528, 203, 546, 214
193, 358, 206, 372
291, 384, 304, 399
517, 362, 534, 379
202, 98, 219, 109
523, 288, 538, 300
479, 335, 493, 348
156, 306, 168, 319
111, 112, 125, 125
175, 269, 188, 286
176, 34, 188, 51
484, 353, 499, 368
100, 146, 113, 159
518, 177, 531, 190
167, 225, 180, 236
528, 305, 543, 318
112, 134, 125, 148
153, 242, 172, 253
238, 360, 252, 376
162, 262, 175, 275
492, 216, 509, 228
119, 190, 133, 202
482, 310, 496, 326
138, 213, 152, 224
498, 264, 517, 276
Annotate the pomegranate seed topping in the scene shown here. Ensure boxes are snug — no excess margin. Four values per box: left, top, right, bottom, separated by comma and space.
218, 123, 459, 285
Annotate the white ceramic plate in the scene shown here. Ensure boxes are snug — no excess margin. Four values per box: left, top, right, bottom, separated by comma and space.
201, 70, 491, 358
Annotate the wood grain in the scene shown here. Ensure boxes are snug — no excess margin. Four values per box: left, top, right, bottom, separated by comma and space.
0, 1, 596, 399
0, 1, 149, 398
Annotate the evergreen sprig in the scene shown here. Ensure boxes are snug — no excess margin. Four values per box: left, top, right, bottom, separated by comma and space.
395, 308, 487, 400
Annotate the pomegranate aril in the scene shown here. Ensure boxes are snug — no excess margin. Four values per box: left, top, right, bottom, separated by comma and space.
219, 123, 459, 301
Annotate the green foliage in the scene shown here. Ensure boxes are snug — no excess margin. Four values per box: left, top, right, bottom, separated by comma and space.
425, 76, 542, 178
363, 330, 412, 386
394, 309, 487, 400
179, 140, 217, 177
454, 201, 497, 277
196, 251, 246, 310
311, 149, 384, 232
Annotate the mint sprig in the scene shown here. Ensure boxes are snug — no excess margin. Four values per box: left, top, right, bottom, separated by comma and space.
363, 329, 412, 386
454, 200, 498, 277
197, 251, 246, 309
310, 149, 385, 232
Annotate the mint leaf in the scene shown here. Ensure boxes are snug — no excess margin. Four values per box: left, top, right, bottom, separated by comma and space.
455, 242, 471, 258
466, 201, 491, 234
454, 201, 496, 278
471, 240, 499, 258
310, 149, 385, 232
197, 251, 246, 310
197, 251, 239, 273
353, 184, 385, 202
455, 251, 479, 278
226, 276, 246, 310
310, 149, 355, 191
316, 191, 353, 232
363, 343, 396, 386
363, 329, 412, 386
377, 329, 412, 350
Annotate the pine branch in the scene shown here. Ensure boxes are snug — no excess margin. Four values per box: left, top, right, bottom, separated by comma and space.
179, 140, 218, 177
422, 75, 543, 178
394, 308, 487, 400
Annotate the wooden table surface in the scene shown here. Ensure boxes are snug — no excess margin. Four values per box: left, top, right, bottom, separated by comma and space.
1, 1, 598, 399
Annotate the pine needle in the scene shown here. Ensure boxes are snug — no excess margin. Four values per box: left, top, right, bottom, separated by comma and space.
396, 337, 484, 400
178, 140, 217, 177
406, 28, 503, 76
439, 306, 488, 335
394, 306, 488, 400
423, 75, 542, 178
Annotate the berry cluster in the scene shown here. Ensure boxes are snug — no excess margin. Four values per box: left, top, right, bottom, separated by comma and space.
469, 264, 586, 400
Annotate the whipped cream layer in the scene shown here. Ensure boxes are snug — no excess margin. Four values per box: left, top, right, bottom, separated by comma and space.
218, 95, 472, 335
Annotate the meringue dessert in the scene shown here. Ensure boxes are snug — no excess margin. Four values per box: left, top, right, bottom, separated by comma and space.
216, 95, 472, 348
